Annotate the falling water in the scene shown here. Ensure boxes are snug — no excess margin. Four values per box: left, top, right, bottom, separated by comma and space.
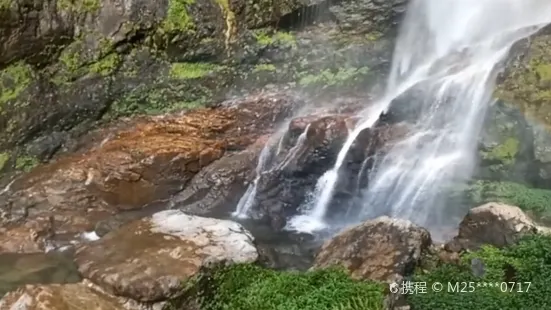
232, 124, 311, 218
232, 144, 272, 218
290, 0, 551, 233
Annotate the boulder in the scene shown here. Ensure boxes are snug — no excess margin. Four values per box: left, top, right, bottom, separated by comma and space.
0, 282, 123, 310
312, 216, 431, 283
445, 202, 538, 251
0, 93, 298, 253
74, 210, 258, 303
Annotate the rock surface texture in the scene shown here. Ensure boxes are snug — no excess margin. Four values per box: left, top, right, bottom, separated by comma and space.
0, 93, 298, 254
312, 216, 431, 283
75, 210, 258, 303
445, 202, 539, 251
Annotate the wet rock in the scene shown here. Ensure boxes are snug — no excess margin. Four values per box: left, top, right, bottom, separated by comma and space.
329, 0, 408, 35
75, 210, 258, 303
312, 216, 431, 283
0, 252, 81, 297
0, 93, 299, 253
445, 202, 539, 251
173, 138, 267, 216
0, 282, 124, 310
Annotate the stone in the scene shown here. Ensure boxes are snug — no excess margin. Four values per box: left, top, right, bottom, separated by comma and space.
312, 216, 431, 283
329, 0, 408, 35
445, 202, 539, 251
74, 210, 258, 303
0, 93, 298, 253
0, 282, 123, 310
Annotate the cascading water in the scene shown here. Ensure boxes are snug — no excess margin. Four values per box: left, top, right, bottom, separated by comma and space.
289, 0, 551, 235
232, 124, 311, 218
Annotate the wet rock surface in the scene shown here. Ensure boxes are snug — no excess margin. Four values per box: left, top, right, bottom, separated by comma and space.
75, 210, 258, 303
0, 93, 299, 253
312, 216, 431, 283
0, 282, 124, 310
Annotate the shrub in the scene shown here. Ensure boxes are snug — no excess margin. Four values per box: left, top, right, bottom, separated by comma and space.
191, 264, 385, 310
408, 234, 551, 310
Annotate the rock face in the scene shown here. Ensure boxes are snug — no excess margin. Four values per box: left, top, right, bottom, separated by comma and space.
445, 202, 539, 251
75, 210, 258, 303
0, 93, 298, 253
312, 216, 431, 283
330, 0, 408, 35
0, 283, 124, 310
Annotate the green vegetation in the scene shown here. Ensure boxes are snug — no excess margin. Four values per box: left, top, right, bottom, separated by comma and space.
15, 155, 39, 172
298, 67, 369, 87
57, 0, 101, 13
481, 137, 519, 166
108, 84, 207, 118
169, 62, 222, 79
409, 234, 551, 310
495, 35, 551, 128
0, 0, 12, 10
254, 30, 297, 48
162, 0, 196, 32
89, 53, 122, 76
0, 62, 33, 105
253, 64, 276, 73
0, 152, 9, 171
178, 264, 385, 310
466, 180, 551, 219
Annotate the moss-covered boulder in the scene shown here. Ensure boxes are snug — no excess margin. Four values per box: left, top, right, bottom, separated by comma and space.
496, 29, 551, 129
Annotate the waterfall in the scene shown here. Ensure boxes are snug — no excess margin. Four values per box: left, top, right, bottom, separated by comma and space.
232, 124, 311, 218
289, 0, 551, 234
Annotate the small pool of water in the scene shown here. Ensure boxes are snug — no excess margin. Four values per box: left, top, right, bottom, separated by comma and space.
0, 252, 81, 297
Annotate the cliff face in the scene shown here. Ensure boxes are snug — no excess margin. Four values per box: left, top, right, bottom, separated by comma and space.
0, 0, 406, 173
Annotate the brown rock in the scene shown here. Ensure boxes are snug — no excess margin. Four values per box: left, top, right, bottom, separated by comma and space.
312, 216, 432, 283
0, 282, 123, 310
445, 202, 538, 251
75, 210, 258, 303
0, 93, 298, 253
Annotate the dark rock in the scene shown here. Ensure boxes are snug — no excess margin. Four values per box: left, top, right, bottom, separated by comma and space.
329, 0, 408, 35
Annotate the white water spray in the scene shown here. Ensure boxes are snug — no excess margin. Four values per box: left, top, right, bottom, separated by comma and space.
290, 0, 551, 233
232, 124, 311, 218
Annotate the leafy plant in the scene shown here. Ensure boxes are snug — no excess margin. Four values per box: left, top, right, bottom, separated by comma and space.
409, 234, 551, 310
181, 264, 385, 310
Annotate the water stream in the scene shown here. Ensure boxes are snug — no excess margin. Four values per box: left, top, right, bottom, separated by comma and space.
288, 0, 551, 235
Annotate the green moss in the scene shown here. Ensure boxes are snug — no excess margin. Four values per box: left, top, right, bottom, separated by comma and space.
162, 0, 196, 32
169, 62, 222, 79
15, 155, 38, 172
481, 137, 519, 166
298, 67, 369, 87
57, 0, 101, 13
495, 35, 551, 128
409, 234, 551, 310
177, 264, 385, 310
89, 53, 121, 76
215, 0, 236, 47
0, 0, 12, 10
466, 180, 551, 219
0, 152, 9, 171
253, 64, 276, 73
0, 62, 33, 105
254, 30, 297, 48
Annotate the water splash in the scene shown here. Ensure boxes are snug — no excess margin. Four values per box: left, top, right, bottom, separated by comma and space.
290, 0, 551, 234
232, 144, 272, 219
232, 124, 311, 218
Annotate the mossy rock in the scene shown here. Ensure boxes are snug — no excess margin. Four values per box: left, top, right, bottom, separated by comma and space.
167, 264, 385, 310
496, 33, 551, 129
409, 234, 551, 310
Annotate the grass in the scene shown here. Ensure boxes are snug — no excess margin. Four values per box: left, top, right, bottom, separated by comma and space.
409, 234, 551, 310
180, 264, 385, 310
